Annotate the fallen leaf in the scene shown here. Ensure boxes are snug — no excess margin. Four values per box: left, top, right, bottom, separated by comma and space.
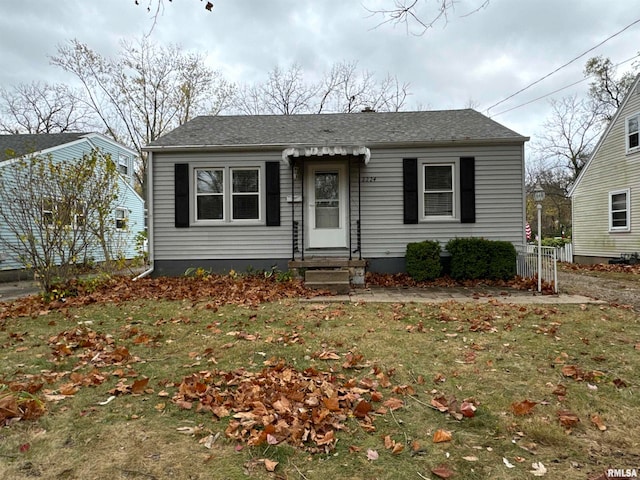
511, 399, 537, 416
263, 459, 278, 472
19, 443, 30, 453
131, 377, 149, 394
503, 457, 515, 468
366, 449, 379, 461
530, 462, 547, 476
462, 456, 478, 461
431, 464, 454, 478
433, 429, 452, 443
590, 414, 607, 431
557, 410, 580, 429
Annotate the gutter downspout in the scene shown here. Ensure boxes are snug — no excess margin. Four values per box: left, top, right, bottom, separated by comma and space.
135, 150, 154, 280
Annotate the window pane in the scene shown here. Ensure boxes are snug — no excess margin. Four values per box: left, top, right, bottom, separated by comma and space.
612, 211, 627, 227
197, 195, 223, 220
424, 192, 453, 216
611, 193, 627, 210
233, 170, 258, 193
425, 166, 452, 190
629, 116, 638, 133
197, 170, 223, 194
233, 195, 258, 219
630, 132, 639, 149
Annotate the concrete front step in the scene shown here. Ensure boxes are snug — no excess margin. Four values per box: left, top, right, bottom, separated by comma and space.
305, 269, 350, 294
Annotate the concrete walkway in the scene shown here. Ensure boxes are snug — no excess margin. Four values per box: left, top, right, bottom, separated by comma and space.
305, 285, 601, 305
0, 279, 601, 306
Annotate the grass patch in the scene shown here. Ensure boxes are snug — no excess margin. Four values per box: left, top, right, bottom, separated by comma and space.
1, 296, 639, 479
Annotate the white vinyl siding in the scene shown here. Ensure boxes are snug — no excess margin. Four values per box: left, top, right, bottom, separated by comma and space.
151, 143, 525, 264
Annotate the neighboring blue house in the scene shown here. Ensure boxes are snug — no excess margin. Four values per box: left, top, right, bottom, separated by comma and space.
0, 132, 145, 280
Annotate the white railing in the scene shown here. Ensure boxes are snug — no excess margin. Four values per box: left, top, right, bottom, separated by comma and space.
555, 243, 573, 263
516, 245, 558, 293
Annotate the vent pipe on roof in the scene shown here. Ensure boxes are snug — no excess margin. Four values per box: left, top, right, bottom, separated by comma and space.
361, 106, 376, 113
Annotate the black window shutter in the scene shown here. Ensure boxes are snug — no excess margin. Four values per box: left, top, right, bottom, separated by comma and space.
403, 158, 418, 224
174, 163, 190, 228
460, 156, 476, 223
265, 161, 280, 226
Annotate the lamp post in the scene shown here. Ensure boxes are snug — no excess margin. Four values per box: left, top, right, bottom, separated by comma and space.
533, 182, 545, 293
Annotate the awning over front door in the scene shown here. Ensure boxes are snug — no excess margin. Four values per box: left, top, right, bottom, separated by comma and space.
282, 146, 370, 165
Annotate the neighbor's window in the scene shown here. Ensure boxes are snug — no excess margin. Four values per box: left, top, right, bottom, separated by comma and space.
423, 164, 455, 218
627, 113, 639, 152
196, 169, 224, 220
115, 207, 128, 230
609, 189, 630, 231
42, 198, 54, 227
118, 154, 129, 176
231, 168, 260, 220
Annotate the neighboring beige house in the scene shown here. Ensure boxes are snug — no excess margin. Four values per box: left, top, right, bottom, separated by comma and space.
569, 73, 640, 264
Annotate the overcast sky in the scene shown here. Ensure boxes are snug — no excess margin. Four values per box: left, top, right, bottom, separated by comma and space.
1, 0, 639, 153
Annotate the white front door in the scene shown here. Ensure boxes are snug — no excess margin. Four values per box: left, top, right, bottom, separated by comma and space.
307, 163, 348, 248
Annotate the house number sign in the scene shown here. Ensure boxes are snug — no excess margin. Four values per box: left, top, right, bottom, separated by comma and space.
361, 176, 377, 183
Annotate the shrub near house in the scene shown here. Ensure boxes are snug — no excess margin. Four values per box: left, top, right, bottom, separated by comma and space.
405, 238, 517, 282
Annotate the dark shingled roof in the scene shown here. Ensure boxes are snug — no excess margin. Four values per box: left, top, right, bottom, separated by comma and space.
0, 133, 89, 161
146, 110, 527, 150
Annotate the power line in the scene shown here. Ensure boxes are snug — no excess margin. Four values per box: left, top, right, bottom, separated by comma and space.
484, 16, 640, 115
490, 53, 640, 117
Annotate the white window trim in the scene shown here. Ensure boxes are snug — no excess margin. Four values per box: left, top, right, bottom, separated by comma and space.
115, 206, 128, 231
192, 165, 264, 225
420, 161, 458, 222
626, 112, 640, 154
609, 188, 630, 232
194, 167, 225, 223
118, 154, 129, 176
230, 167, 261, 222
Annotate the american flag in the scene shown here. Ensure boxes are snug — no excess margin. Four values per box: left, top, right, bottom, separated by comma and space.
525, 223, 532, 240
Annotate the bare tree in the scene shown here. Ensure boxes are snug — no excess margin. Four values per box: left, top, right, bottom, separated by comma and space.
51, 37, 235, 198
534, 95, 603, 182
134, 0, 487, 35
0, 82, 96, 134
232, 61, 410, 115
366, 0, 490, 35
584, 55, 638, 123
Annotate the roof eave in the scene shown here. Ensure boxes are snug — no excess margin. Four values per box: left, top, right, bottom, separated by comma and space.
144, 136, 529, 153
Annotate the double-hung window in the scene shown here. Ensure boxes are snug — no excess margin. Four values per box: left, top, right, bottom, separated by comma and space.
118, 154, 129, 176
115, 207, 128, 230
196, 169, 224, 221
231, 168, 260, 220
423, 164, 455, 219
195, 167, 261, 222
609, 189, 630, 232
627, 113, 639, 153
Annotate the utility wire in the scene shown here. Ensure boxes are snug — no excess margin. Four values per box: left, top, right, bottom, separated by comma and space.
490, 53, 640, 117
484, 16, 640, 115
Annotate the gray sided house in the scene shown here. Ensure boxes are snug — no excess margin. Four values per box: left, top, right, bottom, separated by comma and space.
145, 110, 528, 280
569, 74, 640, 264
0, 132, 145, 279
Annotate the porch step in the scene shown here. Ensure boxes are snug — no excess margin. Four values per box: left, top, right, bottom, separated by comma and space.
304, 269, 350, 295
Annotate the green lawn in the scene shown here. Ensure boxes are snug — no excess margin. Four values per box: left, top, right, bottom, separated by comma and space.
1, 279, 638, 479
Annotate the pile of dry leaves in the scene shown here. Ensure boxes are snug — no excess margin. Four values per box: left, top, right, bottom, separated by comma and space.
172, 358, 406, 453
0, 274, 321, 322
